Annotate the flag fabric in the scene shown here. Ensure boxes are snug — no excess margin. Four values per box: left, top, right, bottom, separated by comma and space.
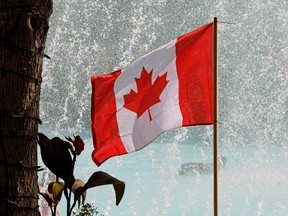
91, 22, 215, 166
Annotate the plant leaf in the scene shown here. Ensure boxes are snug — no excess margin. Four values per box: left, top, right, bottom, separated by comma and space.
47, 182, 54, 194
52, 181, 65, 205
74, 171, 125, 206
72, 179, 85, 192
38, 133, 75, 188
39, 192, 53, 207
113, 182, 126, 205
72, 179, 86, 206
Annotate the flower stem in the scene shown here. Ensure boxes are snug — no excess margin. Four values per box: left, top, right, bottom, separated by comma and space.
68, 153, 77, 215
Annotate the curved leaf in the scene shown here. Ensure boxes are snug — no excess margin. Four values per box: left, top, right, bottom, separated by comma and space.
74, 171, 125, 206
47, 182, 54, 194
38, 133, 75, 188
113, 182, 125, 206
39, 192, 53, 207
72, 179, 86, 206
72, 179, 85, 192
52, 181, 65, 205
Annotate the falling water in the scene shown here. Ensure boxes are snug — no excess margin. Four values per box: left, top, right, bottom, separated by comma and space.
40, 0, 288, 215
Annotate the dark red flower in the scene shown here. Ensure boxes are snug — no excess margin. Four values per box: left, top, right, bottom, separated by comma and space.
65, 135, 85, 155
73, 135, 84, 155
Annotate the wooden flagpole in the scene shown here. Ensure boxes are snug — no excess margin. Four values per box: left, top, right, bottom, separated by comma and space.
213, 16, 218, 216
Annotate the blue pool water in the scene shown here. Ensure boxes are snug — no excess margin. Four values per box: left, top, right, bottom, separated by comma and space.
39, 128, 288, 216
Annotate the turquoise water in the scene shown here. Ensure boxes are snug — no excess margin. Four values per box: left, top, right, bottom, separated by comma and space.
39, 128, 288, 216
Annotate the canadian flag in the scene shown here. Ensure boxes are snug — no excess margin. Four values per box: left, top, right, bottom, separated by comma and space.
91, 23, 215, 166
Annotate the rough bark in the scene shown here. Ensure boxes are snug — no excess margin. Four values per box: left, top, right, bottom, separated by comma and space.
0, 1, 52, 215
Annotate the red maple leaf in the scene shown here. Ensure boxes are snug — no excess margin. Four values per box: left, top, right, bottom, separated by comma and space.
123, 67, 169, 121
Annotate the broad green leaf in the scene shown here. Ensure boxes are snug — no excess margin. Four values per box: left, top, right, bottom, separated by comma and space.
74, 171, 125, 206
52, 181, 65, 204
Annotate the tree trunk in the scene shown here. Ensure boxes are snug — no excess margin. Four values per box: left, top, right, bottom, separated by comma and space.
0, 1, 52, 215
